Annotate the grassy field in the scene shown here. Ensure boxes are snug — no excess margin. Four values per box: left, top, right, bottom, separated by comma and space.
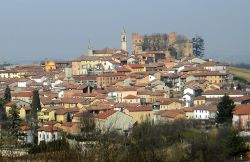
229, 66, 250, 83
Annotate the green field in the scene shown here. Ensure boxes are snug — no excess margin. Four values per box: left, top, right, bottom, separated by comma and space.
229, 67, 250, 83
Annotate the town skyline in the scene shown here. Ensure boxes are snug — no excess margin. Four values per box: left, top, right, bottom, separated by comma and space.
0, 0, 250, 64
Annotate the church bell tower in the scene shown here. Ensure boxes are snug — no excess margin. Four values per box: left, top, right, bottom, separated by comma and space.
121, 27, 127, 51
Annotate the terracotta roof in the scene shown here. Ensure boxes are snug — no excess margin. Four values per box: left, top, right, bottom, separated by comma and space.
62, 122, 78, 127
94, 109, 117, 119
86, 104, 112, 111
193, 71, 227, 77
5, 101, 18, 106
20, 125, 31, 131
194, 96, 206, 100
183, 107, 193, 112
126, 64, 144, 69
192, 105, 217, 111
114, 102, 139, 108
123, 95, 139, 99
12, 92, 33, 98
126, 106, 152, 112
98, 73, 126, 77
116, 67, 131, 72
202, 90, 244, 96
233, 104, 250, 115
37, 126, 62, 132
158, 109, 185, 118
158, 98, 182, 105
55, 107, 79, 115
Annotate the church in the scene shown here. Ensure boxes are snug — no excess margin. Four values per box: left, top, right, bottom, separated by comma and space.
87, 28, 128, 57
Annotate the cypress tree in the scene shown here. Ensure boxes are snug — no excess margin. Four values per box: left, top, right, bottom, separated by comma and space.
9, 105, 21, 140
31, 89, 41, 119
216, 95, 235, 124
0, 99, 7, 124
4, 85, 11, 102
67, 113, 71, 122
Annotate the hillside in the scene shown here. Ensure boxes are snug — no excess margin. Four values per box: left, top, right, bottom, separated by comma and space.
229, 66, 250, 83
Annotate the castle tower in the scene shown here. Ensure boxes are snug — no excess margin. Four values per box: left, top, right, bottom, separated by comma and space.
88, 40, 93, 56
121, 27, 127, 51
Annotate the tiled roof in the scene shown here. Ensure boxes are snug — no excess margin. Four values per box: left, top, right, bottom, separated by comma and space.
55, 107, 79, 115
37, 126, 62, 132
233, 104, 250, 115
116, 67, 131, 72
126, 106, 152, 112
12, 92, 33, 97
62, 122, 78, 127
20, 125, 31, 131
94, 109, 117, 119
123, 95, 139, 99
202, 90, 244, 96
126, 64, 144, 69
158, 109, 185, 118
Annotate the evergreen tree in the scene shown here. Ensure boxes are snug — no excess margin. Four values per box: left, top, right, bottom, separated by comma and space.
31, 89, 41, 119
236, 83, 242, 90
216, 95, 235, 124
192, 35, 205, 58
0, 99, 7, 124
9, 105, 21, 140
225, 130, 247, 158
67, 113, 71, 122
4, 85, 11, 102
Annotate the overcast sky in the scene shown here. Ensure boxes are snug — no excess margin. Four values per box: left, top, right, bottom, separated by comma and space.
0, 0, 250, 64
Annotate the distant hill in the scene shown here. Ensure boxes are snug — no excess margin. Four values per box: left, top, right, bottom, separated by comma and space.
229, 67, 250, 83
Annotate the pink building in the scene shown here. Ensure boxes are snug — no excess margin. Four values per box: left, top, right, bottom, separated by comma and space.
232, 104, 250, 130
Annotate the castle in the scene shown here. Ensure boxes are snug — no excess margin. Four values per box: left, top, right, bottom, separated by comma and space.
132, 32, 193, 59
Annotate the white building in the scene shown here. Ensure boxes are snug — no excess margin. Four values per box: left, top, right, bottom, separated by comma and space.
202, 90, 244, 99
19, 125, 34, 144
37, 126, 62, 144
193, 105, 217, 120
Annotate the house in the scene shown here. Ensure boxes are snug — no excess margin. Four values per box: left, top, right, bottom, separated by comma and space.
126, 64, 145, 73
184, 87, 202, 96
55, 107, 79, 123
61, 122, 81, 135
202, 90, 244, 98
17, 79, 31, 88
158, 99, 183, 110
232, 104, 250, 130
122, 95, 140, 104
193, 96, 206, 106
124, 106, 153, 123
199, 61, 227, 73
5, 100, 30, 116
183, 107, 194, 119
96, 73, 126, 88
182, 93, 194, 107
37, 126, 62, 144
19, 105, 32, 120
19, 125, 34, 144
193, 105, 217, 120
12, 91, 33, 103
94, 109, 134, 133
154, 109, 186, 123
193, 71, 227, 85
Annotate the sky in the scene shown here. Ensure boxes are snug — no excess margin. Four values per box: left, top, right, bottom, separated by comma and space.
0, 0, 250, 64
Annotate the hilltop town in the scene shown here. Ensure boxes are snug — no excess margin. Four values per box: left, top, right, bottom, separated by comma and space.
0, 30, 250, 161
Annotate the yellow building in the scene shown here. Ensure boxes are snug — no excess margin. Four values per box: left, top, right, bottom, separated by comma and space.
126, 64, 146, 73
0, 70, 21, 78
193, 72, 227, 84
159, 99, 183, 110
193, 96, 206, 106
45, 61, 56, 72
19, 106, 32, 119
124, 106, 153, 123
